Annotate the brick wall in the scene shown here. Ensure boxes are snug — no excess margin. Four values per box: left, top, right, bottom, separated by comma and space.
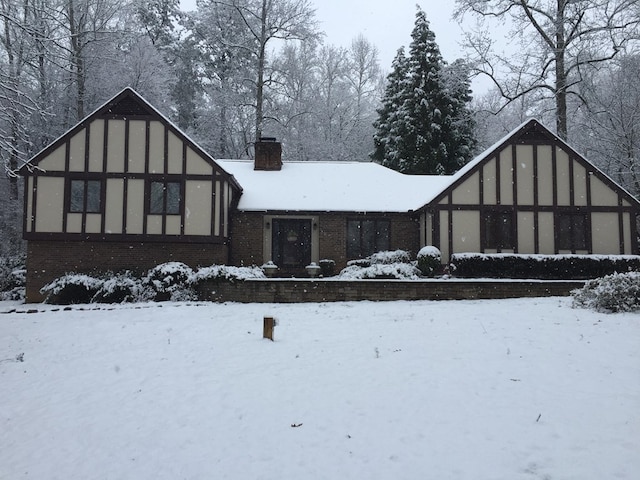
197, 279, 584, 303
390, 215, 421, 258
230, 213, 264, 266
318, 214, 347, 269
26, 240, 229, 302
231, 211, 421, 271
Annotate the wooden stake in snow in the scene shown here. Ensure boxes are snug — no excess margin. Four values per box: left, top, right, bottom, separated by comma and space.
263, 316, 276, 341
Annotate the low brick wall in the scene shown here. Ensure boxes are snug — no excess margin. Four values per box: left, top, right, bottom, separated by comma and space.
26, 240, 229, 303
197, 278, 584, 303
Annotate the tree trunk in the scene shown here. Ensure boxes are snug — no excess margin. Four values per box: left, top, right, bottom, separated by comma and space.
68, 0, 85, 120
555, 1, 567, 139
254, 0, 268, 142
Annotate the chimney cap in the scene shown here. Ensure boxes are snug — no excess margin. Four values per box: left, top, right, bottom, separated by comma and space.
258, 136, 277, 142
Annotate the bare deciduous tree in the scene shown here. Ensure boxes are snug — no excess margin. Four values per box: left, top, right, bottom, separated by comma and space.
455, 0, 640, 139
211, 0, 319, 143
575, 55, 640, 197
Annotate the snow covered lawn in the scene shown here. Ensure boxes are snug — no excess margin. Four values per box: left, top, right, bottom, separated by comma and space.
1, 298, 638, 479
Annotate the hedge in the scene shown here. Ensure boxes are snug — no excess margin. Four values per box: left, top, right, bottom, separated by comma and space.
450, 253, 640, 279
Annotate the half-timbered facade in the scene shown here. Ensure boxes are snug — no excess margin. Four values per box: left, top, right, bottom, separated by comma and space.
420, 120, 639, 261
19, 91, 640, 302
20, 88, 241, 301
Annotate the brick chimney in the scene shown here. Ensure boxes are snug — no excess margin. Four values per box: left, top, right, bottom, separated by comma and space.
254, 137, 282, 171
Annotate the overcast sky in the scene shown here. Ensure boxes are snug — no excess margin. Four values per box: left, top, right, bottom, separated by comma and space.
179, 1, 467, 72
313, 0, 466, 72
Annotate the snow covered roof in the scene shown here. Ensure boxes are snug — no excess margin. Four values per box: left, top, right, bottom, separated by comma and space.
217, 160, 452, 213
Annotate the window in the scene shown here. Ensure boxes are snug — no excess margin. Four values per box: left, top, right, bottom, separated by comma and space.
69, 179, 102, 213
557, 213, 588, 250
149, 180, 181, 215
347, 219, 390, 259
484, 210, 514, 250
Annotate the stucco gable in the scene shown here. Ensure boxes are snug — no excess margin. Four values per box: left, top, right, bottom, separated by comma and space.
427, 119, 640, 209
19, 88, 241, 192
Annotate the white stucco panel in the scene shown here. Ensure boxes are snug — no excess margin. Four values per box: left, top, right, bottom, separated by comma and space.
38, 144, 66, 172
35, 177, 64, 232
185, 181, 213, 236
186, 147, 213, 175
451, 211, 480, 253
148, 121, 165, 174
590, 175, 620, 206
88, 119, 104, 173
516, 145, 534, 205
106, 120, 126, 173
591, 212, 620, 254
127, 120, 146, 173
68, 129, 86, 172
105, 179, 124, 234
452, 172, 480, 204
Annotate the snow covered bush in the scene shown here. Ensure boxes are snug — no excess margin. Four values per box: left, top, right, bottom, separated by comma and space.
40, 274, 103, 304
191, 265, 266, 284
346, 250, 412, 268
417, 246, 441, 277
92, 272, 141, 303
142, 262, 195, 301
338, 263, 421, 280
37, 262, 270, 304
451, 253, 640, 279
0, 254, 26, 301
369, 250, 411, 265
572, 272, 640, 313
339, 250, 420, 279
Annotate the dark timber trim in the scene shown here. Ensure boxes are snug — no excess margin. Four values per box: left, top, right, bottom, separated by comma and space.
533, 144, 540, 253
618, 197, 625, 254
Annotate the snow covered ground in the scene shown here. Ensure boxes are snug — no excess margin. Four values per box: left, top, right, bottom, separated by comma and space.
1, 297, 638, 479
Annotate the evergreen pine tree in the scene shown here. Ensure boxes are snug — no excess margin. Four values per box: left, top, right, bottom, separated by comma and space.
442, 58, 477, 171
371, 48, 409, 170
371, 7, 476, 174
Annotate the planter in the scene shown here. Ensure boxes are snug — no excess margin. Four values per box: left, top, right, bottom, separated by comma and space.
262, 263, 279, 278
305, 263, 322, 278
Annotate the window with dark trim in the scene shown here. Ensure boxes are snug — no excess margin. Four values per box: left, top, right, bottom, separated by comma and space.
149, 180, 181, 215
557, 213, 588, 250
484, 210, 514, 250
347, 219, 390, 259
69, 179, 102, 213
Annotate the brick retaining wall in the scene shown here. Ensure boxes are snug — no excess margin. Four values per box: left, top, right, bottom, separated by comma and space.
197, 279, 584, 303
26, 240, 229, 303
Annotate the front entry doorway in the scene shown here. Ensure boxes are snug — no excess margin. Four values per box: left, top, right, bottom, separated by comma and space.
272, 218, 312, 269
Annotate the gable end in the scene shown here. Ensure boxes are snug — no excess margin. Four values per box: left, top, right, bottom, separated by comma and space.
100, 92, 156, 117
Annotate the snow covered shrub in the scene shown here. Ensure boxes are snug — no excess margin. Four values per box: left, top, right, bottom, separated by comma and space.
142, 262, 195, 301
369, 250, 411, 265
338, 263, 421, 280
192, 265, 266, 284
340, 250, 419, 279
0, 254, 26, 300
417, 246, 441, 277
92, 272, 141, 303
572, 272, 640, 313
451, 253, 640, 279
346, 250, 412, 268
40, 274, 103, 304
346, 258, 371, 267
